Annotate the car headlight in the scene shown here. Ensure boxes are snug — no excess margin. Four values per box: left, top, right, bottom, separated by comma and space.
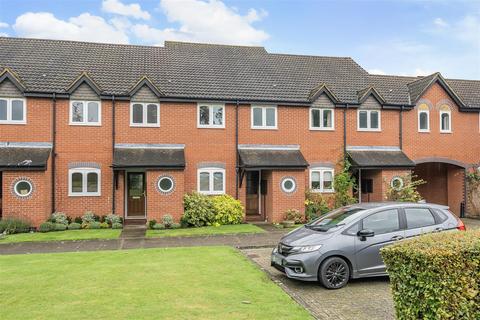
292, 245, 322, 253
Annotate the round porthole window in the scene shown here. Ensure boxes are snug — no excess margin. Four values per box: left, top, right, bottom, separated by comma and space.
157, 176, 175, 194
281, 177, 296, 193
390, 177, 404, 191
14, 180, 33, 197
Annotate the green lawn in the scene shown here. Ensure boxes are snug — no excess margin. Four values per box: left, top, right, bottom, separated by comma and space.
147, 224, 265, 238
0, 247, 311, 320
0, 229, 121, 243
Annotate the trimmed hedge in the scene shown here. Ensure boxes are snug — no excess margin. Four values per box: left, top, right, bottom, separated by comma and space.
381, 230, 480, 320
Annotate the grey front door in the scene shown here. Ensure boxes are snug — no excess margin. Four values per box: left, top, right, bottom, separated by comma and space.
354, 209, 404, 275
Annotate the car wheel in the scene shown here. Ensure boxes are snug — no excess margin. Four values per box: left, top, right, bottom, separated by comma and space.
318, 257, 350, 289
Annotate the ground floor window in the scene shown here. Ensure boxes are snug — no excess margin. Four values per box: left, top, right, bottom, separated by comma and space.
69, 168, 101, 196
13, 179, 33, 197
310, 168, 334, 192
197, 168, 225, 195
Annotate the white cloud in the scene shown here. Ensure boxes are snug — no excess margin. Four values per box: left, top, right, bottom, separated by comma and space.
0, 22, 8, 28
433, 17, 448, 28
13, 12, 129, 43
102, 0, 150, 20
368, 69, 386, 75
133, 0, 269, 45
0, 32, 9, 37
455, 14, 480, 45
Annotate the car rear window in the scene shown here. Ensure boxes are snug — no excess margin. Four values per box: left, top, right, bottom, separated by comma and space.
405, 208, 436, 229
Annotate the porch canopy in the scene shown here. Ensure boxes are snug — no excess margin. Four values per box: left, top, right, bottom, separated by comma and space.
238, 145, 309, 170
0, 143, 51, 171
347, 147, 415, 169
112, 144, 185, 170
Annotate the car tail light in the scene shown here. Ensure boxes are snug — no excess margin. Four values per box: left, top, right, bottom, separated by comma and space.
456, 218, 466, 231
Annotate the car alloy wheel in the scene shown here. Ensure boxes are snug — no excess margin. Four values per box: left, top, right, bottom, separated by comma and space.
319, 257, 350, 289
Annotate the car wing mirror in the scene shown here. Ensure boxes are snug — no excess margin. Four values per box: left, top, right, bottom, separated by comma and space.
357, 229, 374, 241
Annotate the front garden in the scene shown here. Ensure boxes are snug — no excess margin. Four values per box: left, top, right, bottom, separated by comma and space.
0, 246, 311, 319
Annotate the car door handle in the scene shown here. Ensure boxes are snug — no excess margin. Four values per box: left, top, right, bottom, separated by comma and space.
434, 227, 443, 232
391, 235, 404, 241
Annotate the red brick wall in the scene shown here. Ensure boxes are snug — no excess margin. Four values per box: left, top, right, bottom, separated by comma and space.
267, 170, 306, 223
146, 170, 184, 222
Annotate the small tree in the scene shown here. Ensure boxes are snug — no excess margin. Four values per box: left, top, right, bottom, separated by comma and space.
304, 190, 331, 222
385, 174, 426, 202
334, 158, 357, 208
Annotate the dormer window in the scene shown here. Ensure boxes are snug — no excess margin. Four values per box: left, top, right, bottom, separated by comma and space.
70, 100, 101, 125
310, 108, 334, 130
0, 98, 26, 124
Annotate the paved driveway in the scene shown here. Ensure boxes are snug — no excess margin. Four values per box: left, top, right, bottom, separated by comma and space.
243, 247, 394, 320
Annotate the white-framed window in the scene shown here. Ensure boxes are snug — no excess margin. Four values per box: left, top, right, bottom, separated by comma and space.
157, 176, 174, 193
440, 109, 452, 133
14, 180, 33, 197
70, 100, 101, 125
68, 168, 101, 196
251, 106, 277, 129
0, 98, 26, 124
280, 177, 297, 193
130, 102, 160, 127
310, 108, 334, 130
197, 103, 225, 128
310, 168, 334, 193
197, 168, 225, 195
418, 109, 430, 132
357, 109, 381, 131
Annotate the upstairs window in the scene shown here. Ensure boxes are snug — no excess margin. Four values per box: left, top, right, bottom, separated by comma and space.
0, 98, 26, 124
251, 106, 277, 129
358, 109, 380, 131
131, 103, 160, 127
310, 108, 334, 130
69, 168, 101, 196
198, 103, 225, 128
440, 108, 451, 133
198, 168, 225, 195
70, 101, 101, 125
310, 167, 334, 193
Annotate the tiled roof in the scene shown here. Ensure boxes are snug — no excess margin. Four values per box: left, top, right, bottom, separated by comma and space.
0, 37, 478, 109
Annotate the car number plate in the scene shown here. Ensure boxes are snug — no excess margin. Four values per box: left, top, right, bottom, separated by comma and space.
272, 255, 282, 265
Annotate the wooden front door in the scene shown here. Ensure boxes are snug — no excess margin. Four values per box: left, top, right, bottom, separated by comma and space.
127, 172, 146, 218
246, 171, 260, 215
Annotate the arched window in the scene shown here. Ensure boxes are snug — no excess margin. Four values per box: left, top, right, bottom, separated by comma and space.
439, 106, 451, 133
417, 104, 429, 132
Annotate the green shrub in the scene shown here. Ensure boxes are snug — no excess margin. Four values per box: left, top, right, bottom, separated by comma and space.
89, 221, 101, 229
381, 230, 480, 320
0, 218, 31, 234
171, 223, 181, 229
211, 195, 244, 225
54, 223, 67, 231
162, 214, 174, 228
51, 212, 68, 225
304, 190, 330, 222
385, 174, 426, 202
148, 220, 157, 229
112, 223, 123, 229
74, 217, 83, 224
99, 222, 109, 229
82, 211, 96, 224
153, 223, 165, 230
68, 222, 81, 230
284, 209, 303, 224
334, 158, 357, 207
39, 222, 55, 233
182, 192, 215, 227
105, 214, 122, 226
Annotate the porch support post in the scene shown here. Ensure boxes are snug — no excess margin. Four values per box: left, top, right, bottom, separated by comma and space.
358, 168, 362, 203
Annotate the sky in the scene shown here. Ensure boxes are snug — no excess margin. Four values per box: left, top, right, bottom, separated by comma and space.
0, 0, 479, 80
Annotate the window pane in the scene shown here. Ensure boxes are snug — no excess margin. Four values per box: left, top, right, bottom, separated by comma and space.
419, 112, 428, 130
213, 172, 223, 191
159, 177, 173, 192
11, 100, 24, 121
311, 171, 321, 189
212, 106, 223, 125
323, 171, 333, 189
323, 109, 332, 128
15, 181, 31, 196
265, 108, 276, 126
87, 102, 99, 123
71, 173, 83, 193
72, 102, 84, 122
199, 172, 210, 191
253, 107, 263, 126
132, 104, 143, 124
147, 104, 158, 124
363, 209, 399, 234
405, 208, 436, 229
87, 172, 98, 193
359, 111, 368, 128
441, 113, 450, 131
311, 109, 320, 127
0, 99, 7, 120
199, 105, 210, 125
370, 111, 379, 129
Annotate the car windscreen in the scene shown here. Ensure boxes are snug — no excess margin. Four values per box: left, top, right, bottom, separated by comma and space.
305, 207, 365, 231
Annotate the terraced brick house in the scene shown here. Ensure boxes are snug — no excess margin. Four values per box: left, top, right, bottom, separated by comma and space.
0, 37, 479, 227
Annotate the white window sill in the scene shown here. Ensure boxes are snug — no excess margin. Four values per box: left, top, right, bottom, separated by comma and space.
440, 131, 452, 134
310, 189, 335, 194
357, 128, 381, 132
68, 193, 101, 197
309, 127, 335, 131
0, 121, 27, 125
69, 122, 102, 126
418, 130, 430, 133
197, 125, 225, 129
130, 123, 160, 128
198, 191, 225, 195
251, 126, 278, 130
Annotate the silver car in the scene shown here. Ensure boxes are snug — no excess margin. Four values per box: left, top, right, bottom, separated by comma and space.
271, 202, 466, 289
